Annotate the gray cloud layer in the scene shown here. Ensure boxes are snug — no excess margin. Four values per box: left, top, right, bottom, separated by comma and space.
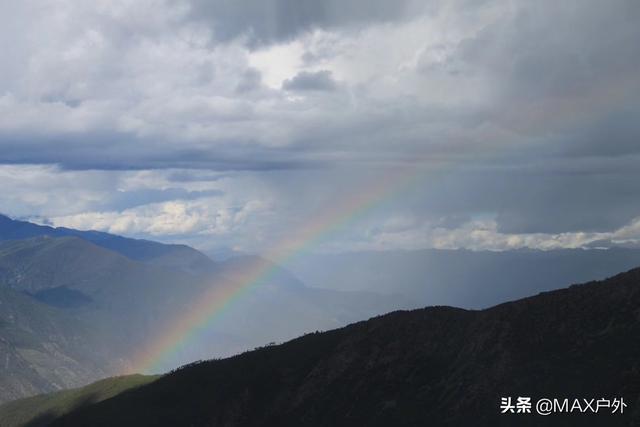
188, 0, 422, 46
282, 70, 338, 91
0, 0, 639, 250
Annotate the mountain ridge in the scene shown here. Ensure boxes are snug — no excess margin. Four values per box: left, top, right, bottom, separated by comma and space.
15, 266, 640, 427
0, 220, 407, 403
0, 214, 214, 274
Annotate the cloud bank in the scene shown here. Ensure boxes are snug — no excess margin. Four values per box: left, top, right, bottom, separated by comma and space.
0, 0, 639, 253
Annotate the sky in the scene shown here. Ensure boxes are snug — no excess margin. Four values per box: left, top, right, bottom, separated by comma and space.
1, 0, 639, 255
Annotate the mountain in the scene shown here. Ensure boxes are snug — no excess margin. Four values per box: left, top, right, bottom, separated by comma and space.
0, 222, 405, 402
22, 266, 640, 427
0, 235, 405, 366
0, 236, 210, 354
0, 375, 157, 427
0, 236, 141, 295
0, 214, 214, 274
0, 285, 118, 403
0, 234, 229, 404
125, 254, 408, 369
285, 248, 640, 308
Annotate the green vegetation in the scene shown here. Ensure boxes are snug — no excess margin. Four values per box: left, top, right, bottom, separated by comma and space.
0, 374, 159, 427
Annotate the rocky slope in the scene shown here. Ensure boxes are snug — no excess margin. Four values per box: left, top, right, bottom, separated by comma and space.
0, 286, 116, 403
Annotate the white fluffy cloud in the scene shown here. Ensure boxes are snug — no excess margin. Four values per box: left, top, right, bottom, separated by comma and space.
49, 198, 269, 237
325, 216, 640, 253
0, 165, 275, 251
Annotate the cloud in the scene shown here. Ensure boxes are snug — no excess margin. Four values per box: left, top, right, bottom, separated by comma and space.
4, 163, 640, 254
282, 70, 338, 91
0, 165, 278, 250
323, 216, 640, 253
0, 1, 639, 250
99, 188, 223, 211
187, 0, 423, 47
235, 67, 264, 93
2, 1, 638, 172
47, 196, 275, 255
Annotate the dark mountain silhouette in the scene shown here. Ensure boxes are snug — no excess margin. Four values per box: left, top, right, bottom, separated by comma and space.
20, 266, 640, 427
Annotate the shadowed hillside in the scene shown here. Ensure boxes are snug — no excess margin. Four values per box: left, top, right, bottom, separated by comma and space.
0, 286, 116, 403
0, 375, 157, 427
0, 236, 213, 361
27, 267, 640, 427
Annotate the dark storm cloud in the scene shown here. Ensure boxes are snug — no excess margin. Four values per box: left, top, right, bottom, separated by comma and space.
0, 132, 324, 172
167, 171, 226, 183
382, 147, 640, 237
563, 110, 640, 158
282, 70, 337, 91
449, 0, 640, 141
2, 0, 637, 173
235, 68, 263, 93
383, 0, 640, 235
188, 0, 421, 46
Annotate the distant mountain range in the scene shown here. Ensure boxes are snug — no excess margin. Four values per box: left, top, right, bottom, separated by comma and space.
3, 266, 640, 426
286, 247, 640, 308
3, 212, 640, 415
0, 215, 404, 403
0, 214, 213, 274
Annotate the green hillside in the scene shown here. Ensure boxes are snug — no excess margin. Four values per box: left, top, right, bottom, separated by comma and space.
0, 374, 158, 427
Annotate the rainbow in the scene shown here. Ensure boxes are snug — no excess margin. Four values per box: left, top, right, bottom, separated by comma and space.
130, 164, 429, 373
